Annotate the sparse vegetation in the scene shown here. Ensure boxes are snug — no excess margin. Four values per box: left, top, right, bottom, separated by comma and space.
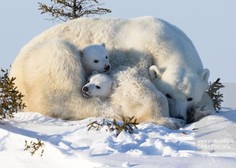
87, 116, 139, 136
207, 78, 225, 110
38, 0, 111, 22
0, 68, 26, 119
24, 139, 45, 157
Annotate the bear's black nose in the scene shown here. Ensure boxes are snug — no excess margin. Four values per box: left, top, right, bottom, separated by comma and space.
104, 64, 110, 71
82, 86, 89, 92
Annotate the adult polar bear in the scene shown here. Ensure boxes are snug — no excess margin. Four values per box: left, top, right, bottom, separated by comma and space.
11, 16, 213, 127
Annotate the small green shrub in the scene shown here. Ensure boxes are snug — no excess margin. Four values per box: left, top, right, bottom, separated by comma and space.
0, 68, 26, 119
87, 116, 139, 136
207, 78, 225, 110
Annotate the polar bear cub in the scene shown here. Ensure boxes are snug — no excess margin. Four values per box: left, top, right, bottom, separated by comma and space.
81, 43, 111, 75
82, 69, 185, 129
82, 72, 112, 98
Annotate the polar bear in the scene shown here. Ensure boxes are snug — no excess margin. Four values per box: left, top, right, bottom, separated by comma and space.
82, 72, 113, 98
83, 69, 185, 129
9, 39, 112, 119
149, 64, 210, 121
110, 68, 185, 129
81, 43, 110, 75
10, 16, 214, 127
13, 16, 212, 119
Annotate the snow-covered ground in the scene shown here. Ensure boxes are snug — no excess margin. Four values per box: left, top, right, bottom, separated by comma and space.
0, 104, 236, 168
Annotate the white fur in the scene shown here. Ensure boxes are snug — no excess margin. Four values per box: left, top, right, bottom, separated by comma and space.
82, 72, 112, 98
111, 68, 185, 129
10, 39, 111, 119
192, 92, 215, 122
149, 65, 210, 121
10, 16, 214, 128
81, 43, 110, 75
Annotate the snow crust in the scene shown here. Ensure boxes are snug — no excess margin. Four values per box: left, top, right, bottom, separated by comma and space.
0, 109, 236, 168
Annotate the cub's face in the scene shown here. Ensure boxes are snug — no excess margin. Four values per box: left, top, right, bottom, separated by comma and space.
81, 43, 110, 74
82, 73, 112, 98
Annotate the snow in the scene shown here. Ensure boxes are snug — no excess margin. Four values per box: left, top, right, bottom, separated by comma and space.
1, 108, 236, 167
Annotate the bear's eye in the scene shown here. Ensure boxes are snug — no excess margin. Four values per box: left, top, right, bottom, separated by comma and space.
187, 97, 193, 101
87, 80, 90, 83
166, 94, 172, 99
105, 56, 108, 59
96, 85, 101, 89
94, 60, 99, 63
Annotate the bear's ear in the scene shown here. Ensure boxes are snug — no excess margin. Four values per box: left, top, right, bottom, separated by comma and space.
200, 68, 210, 81
149, 65, 162, 80
101, 43, 106, 48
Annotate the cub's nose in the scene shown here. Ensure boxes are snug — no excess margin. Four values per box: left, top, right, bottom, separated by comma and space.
104, 64, 110, 71
82, 86, 89, 92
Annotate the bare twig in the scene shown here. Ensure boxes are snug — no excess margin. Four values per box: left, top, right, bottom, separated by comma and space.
24, 139, 45, 157
87, 116, 139, 136
38, 0, 111, 22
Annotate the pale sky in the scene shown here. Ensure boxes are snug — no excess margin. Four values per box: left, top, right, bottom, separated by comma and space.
1, 0, 236, 82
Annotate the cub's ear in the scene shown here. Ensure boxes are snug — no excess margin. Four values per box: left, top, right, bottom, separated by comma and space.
101, 43, 106, 47
149, 65, 162, 80
200, 68, 210, 81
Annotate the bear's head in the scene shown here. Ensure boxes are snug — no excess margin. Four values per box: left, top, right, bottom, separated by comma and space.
149, 65, 210, 121
81, 43, 110, 74
82, 71, 112, 98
